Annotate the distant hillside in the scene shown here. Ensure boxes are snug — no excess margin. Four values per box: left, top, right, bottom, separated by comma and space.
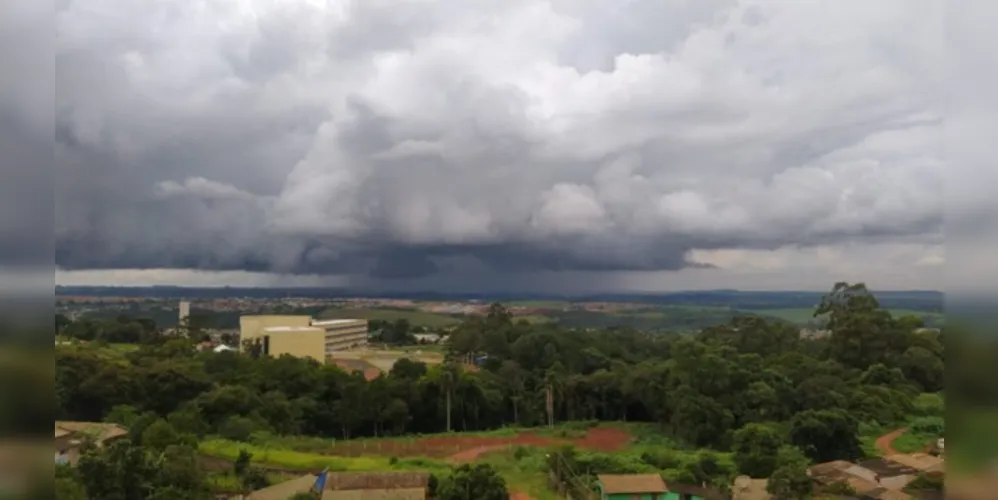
55, 286, 945, 312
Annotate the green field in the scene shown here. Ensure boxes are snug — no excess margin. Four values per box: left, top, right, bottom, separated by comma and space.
505, 300, 571, 308
197, 423, 726, 499
755, 308, 943, 325
316, 308, 461, 328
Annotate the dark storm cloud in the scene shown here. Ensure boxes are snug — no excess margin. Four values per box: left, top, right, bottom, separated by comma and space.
47, 0, 950, 285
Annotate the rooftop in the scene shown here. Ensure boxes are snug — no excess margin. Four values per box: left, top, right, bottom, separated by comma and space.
885, 453, 944, 473
597, 474, 667, 494
245, 471, 429, 500
809, 460, 918, 499
55, 421, 128, 442
263, 326, 324, 332
312, 319, 365, 326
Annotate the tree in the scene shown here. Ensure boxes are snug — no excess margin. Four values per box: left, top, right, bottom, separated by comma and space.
816, 282, 895, 370
55, 472, 87, 500
766, 446, 813, 499
789, 409, 862, 463
219, 415, 262, 442
436, 464, 509, 500
498, 360, 525, 424
141, 419, 187, 451
441, 363, 460, 433
234, 449, 252, 476
733, 423, 784, 478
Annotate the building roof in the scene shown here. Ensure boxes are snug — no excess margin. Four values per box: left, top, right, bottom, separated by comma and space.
884, 453, 944, 473
245, 473, 317, 500
326, 471, 429, 490
245, 472, 429, 500
55, 421, 128, 443
857, 458, 919, 478
597, 474, 667, 494
809, 460, 918, 499
312, 319, 365, 326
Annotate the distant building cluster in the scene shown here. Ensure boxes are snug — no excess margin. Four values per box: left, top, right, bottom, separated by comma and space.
238, 315, 369, 362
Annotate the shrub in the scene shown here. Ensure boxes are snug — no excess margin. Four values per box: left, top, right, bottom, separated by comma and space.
219, 416, 260, 442
911, 416, 944, 436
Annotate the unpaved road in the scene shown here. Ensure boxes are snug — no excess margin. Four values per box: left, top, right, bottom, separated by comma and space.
876, 428, 907, 455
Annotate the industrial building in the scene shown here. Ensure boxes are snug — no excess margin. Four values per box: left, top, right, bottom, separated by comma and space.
238, 315, 369, 362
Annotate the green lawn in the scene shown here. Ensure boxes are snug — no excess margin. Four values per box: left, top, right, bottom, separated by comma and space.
316, 308, 461, 328
200, 438, 452, 474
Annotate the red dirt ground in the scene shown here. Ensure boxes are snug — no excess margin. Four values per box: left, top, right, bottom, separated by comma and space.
509, 491, 535, 500
446, 427, 630, 462
327, 426, 632, 459
875, 427, 907, 456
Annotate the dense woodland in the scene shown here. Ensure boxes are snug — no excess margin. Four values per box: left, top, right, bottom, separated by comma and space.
55, 282, 947, 499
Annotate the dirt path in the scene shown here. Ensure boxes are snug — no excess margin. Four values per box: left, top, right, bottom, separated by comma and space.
876, 428, 908, 456
509, 491, 535, 500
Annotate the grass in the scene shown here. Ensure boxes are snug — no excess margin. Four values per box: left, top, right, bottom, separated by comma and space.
481, 449, 562, 500
199, 423, 694, 499
316, 308, 460, 328
200, 438, 453, 474
204, 471, 291, 493
892, 431, 935, 453
857, 394, 945, 458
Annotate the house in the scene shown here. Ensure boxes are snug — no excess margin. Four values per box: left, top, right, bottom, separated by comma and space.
809, 460, 915, 499
595, 474, 721, 500
241, 471, 429, 500
54, 421, 129, 466
597, 474, 668, 500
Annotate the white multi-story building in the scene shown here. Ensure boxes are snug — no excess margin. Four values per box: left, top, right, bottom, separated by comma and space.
311, 318, 369, 354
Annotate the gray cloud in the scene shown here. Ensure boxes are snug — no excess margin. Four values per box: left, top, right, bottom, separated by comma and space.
44, 0, 955, 287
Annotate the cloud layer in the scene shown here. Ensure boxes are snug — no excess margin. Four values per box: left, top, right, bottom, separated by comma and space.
44, 0, 951, 288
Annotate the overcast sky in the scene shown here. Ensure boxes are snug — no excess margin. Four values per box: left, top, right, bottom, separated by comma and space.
10, 0, 994, 292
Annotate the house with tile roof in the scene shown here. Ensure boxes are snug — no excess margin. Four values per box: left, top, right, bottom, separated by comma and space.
595, 474, 720, 500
